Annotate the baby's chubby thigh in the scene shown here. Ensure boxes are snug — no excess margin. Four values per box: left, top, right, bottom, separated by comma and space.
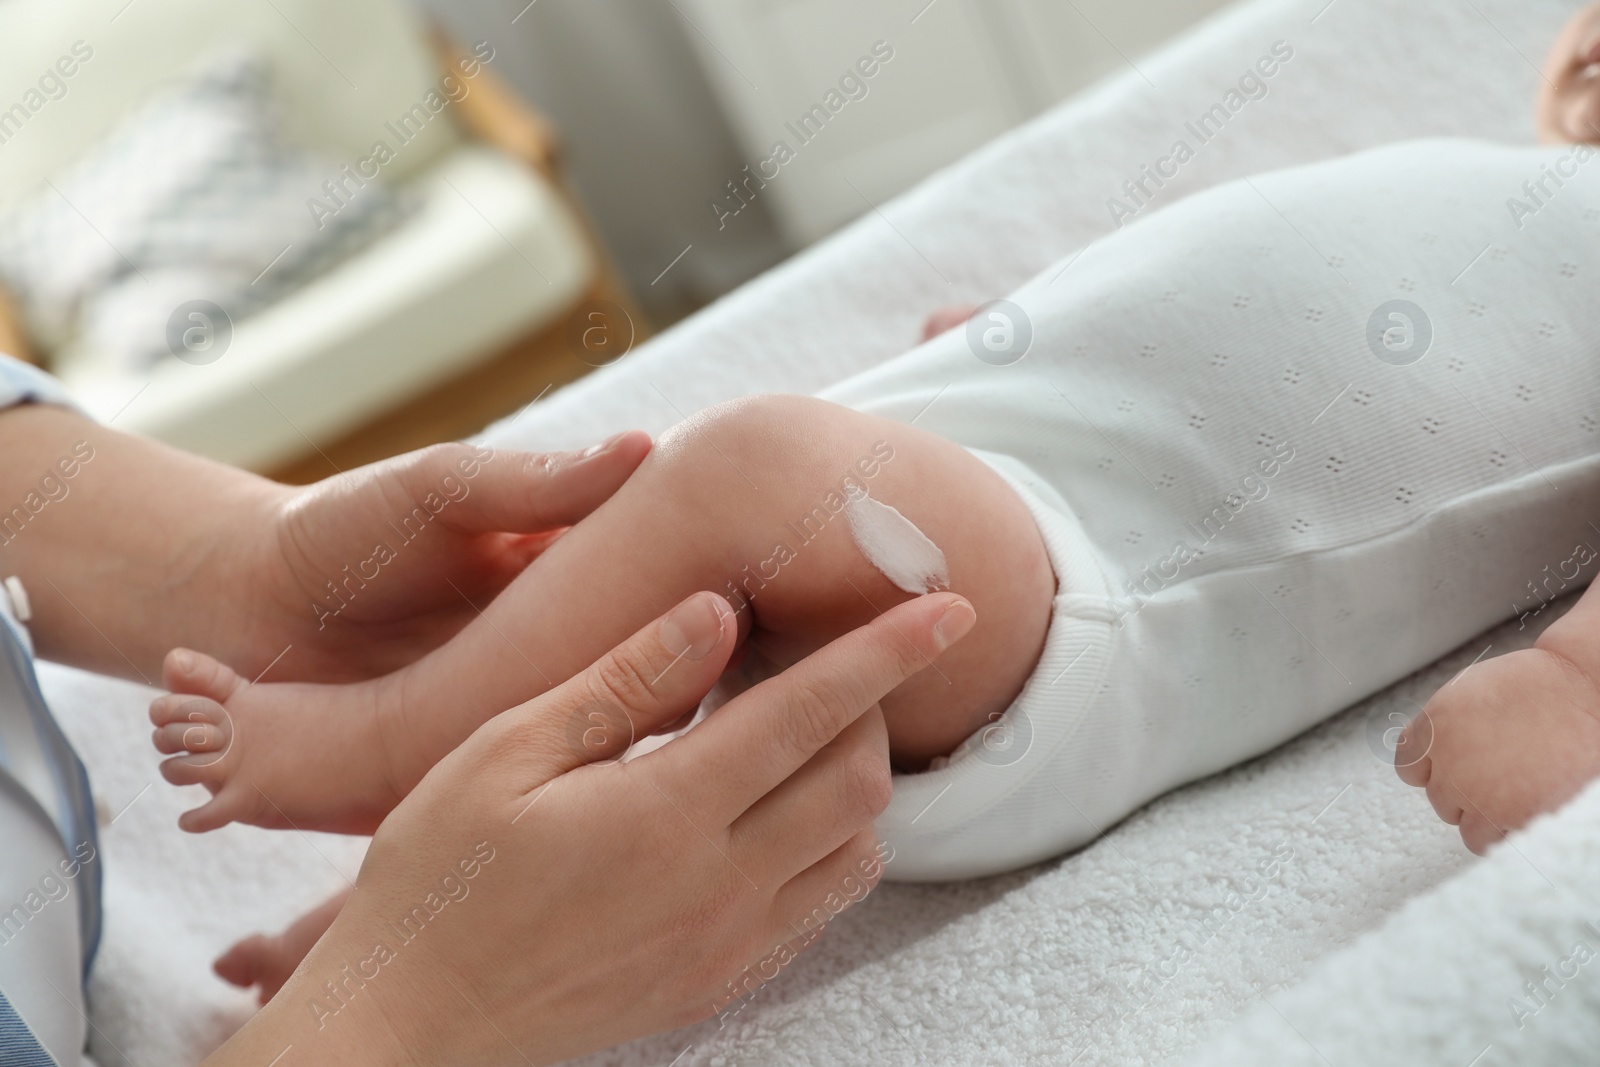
654, 395, 1054, 768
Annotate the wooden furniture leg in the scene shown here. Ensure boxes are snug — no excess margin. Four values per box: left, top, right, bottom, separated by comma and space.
0, 285, 38, 367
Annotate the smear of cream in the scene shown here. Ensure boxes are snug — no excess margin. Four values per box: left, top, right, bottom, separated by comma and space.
843, 492, 950, 594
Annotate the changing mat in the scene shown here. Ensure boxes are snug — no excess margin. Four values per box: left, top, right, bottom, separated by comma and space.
51, 0, 1594, 1063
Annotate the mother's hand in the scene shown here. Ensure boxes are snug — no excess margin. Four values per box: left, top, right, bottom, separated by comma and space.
240, 433, 652, 682
205, 589, 976, 1067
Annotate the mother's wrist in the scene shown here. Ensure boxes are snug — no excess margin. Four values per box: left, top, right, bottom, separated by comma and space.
207, 926, 429, 1067
205, 994, 417, 1067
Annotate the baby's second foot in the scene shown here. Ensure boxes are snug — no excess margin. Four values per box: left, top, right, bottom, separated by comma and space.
150, 649, 406, 834
1399, 645, 1600, 853
214, 930, 313, 1005
214, 888, 350, 1004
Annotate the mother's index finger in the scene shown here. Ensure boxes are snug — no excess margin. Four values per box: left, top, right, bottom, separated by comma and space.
653, 592, 975, 825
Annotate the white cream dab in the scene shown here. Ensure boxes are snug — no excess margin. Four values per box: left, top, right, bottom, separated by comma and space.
843, 492, 950, 594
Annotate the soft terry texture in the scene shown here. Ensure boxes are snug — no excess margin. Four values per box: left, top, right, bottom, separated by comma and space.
1186, 753, 1600, 1065
51, 0, 1597, 1063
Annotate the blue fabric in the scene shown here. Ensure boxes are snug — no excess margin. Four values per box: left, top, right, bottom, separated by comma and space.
0, 353, 102, 981
0, 615, 101, 981
0, 355, 78, 413
0, 990, 59, 1066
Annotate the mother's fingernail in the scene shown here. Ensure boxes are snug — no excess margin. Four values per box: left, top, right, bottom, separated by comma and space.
581, 430, 637, 459
932, 600, 976, 651
660, 593, 727, 660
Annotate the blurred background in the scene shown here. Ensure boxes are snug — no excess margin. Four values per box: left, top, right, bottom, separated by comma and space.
420, 0, 1235, 322
0, 0, 1230, 482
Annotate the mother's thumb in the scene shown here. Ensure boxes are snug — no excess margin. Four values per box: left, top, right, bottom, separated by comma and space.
443, 433, 652, 534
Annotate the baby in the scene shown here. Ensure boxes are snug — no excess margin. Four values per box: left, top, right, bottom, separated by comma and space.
175, 3, 1600, 1000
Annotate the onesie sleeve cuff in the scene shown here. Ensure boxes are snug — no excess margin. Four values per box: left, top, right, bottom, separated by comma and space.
876, 447, 1120, 881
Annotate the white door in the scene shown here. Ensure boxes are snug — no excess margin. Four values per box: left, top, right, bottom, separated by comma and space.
678, 0, 1235, 246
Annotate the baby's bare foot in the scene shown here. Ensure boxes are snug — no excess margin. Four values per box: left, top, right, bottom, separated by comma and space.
1399, 645, 1600, 853
214, 932, 304, 1005
214, 888, 351, 1004
150, 649, 404, 834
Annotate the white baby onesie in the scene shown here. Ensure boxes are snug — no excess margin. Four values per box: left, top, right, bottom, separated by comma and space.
822, 139, 1600, 880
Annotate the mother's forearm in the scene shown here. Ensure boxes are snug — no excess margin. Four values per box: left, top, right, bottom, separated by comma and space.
202, 978, 420, 1067
0, 403, 287, 680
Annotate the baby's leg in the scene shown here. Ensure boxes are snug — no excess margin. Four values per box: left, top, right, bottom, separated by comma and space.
405, 394, 1055, 767
155, 395, 1054, 829
383, 395, 1055, 769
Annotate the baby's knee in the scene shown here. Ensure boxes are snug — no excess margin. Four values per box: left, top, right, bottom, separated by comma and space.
646, 392, 951, 628
651, 395, 889, 510
657, 395, 861, 471
653, 394, 1057, 765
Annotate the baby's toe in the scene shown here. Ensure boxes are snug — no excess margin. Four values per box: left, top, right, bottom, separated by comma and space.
213, 934, 271, 988
1425, 780, 1464, 827
216, 933, 297, 1003
150, 693, 227, 727
159, 751, 229, 788
178, 788, 252, 833
148, 693, 185, 727
163, 648, 244, 703
152, 721, 227, 755
1393, 714, 1434, 787
1461, 819, 1502, 856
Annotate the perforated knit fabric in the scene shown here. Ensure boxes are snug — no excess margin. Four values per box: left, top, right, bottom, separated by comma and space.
822, 139, 1600, 880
